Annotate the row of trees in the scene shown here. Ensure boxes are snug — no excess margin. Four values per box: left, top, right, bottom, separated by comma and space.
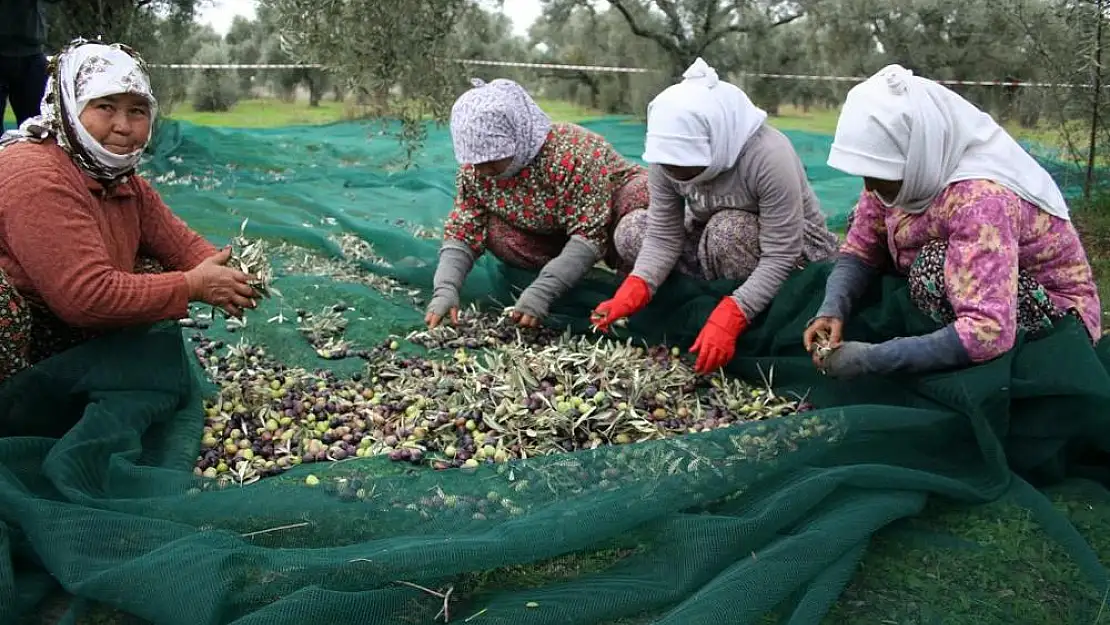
40, 0, 1110, 192
43, 0, 1107, 124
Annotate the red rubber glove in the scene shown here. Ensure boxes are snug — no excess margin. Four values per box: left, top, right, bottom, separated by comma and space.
690, 297, 749, 374
590, 275, 652, 332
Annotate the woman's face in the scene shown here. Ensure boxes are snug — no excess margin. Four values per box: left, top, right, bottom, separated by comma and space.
78, 92, 152, 154
473, 157, 513, 177
863, 177, 903, 204
662, 165, 706, 181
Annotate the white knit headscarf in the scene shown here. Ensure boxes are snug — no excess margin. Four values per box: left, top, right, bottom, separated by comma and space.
642, 58, 768, 186
827, 64, 1069, 220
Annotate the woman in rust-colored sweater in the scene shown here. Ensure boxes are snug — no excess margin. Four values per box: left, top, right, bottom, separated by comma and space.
0, 39, 260, 383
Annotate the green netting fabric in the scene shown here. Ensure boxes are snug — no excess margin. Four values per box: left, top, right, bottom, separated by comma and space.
0, 118, 1108, 624
1, 264, 1109, 625
138, 117, 1096, 241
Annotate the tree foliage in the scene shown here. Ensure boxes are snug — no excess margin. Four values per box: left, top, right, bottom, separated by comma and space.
258, 0, 471, 157
43, 0, 198, 51
539, 0, 812, 78
189, 42, 240, 112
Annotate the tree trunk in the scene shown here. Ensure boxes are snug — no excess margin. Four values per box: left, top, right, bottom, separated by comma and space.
1084, 0, 1104, 201
308, 77, 322, 108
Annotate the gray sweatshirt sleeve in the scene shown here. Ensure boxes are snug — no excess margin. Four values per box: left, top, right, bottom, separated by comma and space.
727, 146, 808, 321
426, 240, 475, 316
513, 236, 602, 319
629, 164, 686, 293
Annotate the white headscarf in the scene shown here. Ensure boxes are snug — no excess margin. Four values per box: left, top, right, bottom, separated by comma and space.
827, 64, 1069, 220
642, 58, 768, 186
449, 78, 551, 179
0, 38, 158, 185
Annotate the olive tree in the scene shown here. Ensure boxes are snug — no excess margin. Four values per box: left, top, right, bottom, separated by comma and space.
190, 42, 241, 112
258, 0, 471, 158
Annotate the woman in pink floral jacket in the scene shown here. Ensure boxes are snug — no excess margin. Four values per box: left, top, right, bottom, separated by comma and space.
804, 65, 1101, 378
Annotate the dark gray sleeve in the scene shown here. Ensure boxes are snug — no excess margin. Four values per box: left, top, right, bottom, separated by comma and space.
868, 325, 973, 373
513, 236, 601, 319
629, 164, 686, 293
826, 325, 972, 378
727, 141, 807, 320
426, 240, 474, 316
814, 254, 879, 320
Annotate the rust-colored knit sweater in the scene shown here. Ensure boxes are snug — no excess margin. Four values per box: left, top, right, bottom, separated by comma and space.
0, 140, 217, 329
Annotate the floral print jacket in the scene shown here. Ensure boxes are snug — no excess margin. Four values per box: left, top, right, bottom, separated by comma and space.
842, 179, 1102, 362
443, 122, 643, 257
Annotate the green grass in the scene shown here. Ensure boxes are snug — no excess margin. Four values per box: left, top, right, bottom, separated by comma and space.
168, 96, 606, 127
1073, 196, 1110, 320
146, 98, 1104, 174
150, 98, 1089, 152
821, 495, 1110, 624
4, 95, 1093, 161
1, 96, 605, 130
163, 98, 351, 127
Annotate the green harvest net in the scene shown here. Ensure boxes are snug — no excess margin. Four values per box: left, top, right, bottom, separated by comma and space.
0, 117, 1108, 625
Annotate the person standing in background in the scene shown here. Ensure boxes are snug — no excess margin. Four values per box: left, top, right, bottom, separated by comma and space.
1, 0, 60, 128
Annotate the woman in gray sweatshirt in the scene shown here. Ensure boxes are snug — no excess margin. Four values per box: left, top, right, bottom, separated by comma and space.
590, 58, 839, 374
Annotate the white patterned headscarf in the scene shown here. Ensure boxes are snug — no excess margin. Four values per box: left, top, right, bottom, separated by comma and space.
0, 38, 158, 185
449, 78, 551, 178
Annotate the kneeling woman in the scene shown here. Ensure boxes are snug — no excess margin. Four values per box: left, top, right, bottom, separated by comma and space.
804, 64, 1101, 378
590, 58, 839, 374
0, 39, 260, 384
425, 78, 649, 329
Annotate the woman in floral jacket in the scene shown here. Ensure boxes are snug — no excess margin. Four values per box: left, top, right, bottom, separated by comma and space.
425, 78, 649, 329
804, 64, 1101, 379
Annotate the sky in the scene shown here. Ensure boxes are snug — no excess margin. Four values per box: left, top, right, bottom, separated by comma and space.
195, 0, 544, 38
